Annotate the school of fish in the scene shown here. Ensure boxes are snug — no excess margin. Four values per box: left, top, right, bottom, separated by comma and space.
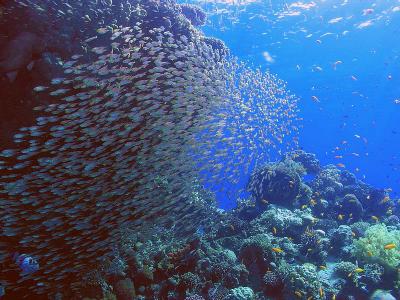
0, 0, 299, 297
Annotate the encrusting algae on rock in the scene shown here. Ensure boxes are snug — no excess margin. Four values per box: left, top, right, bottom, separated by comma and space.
0, 0, 300, 298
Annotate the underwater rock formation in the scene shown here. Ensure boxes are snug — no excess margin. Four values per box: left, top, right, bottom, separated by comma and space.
247, 159, 304, 208
284, 150, 320, 174
0, 31, 45, 82
337, 193, 364, 221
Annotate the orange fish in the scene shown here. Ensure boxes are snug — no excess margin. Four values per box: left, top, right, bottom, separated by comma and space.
294, 290, 302, 297
319, 287, 324, 298
384, 243, 396, 250
380, 196, 390, 204
336, 163, 345, 168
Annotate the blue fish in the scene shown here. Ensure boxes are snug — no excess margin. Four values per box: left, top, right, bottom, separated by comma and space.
13, 253, 39, 276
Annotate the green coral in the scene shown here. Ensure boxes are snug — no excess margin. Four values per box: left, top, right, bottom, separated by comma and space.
352, 224, 400, 269
239, 234, 273, 266
250, 206, 314, 235
224, 286, 255, 300
333, 261, 357, 278
282, 263, 324, 299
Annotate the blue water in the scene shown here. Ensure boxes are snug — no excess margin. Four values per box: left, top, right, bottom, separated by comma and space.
183, 0, 400, 207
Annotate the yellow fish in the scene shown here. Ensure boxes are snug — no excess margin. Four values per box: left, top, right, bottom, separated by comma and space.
319, 287, 324, 298
354, 268, 364, 273
384, 243, 396, 250
272, 247, 283, 253
371, 215, 379, 222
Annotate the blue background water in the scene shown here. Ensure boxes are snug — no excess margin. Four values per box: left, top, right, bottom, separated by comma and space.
182, 0, 400, 208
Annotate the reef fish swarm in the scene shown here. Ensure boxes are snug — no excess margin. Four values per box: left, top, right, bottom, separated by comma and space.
0, 0, 299, 297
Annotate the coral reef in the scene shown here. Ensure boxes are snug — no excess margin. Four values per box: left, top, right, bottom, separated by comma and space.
36, 151, 399, 300
284, 150, 321, 174
353, 224, 400, 269
0, 6, 397, 299
224, 287, 255, 300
